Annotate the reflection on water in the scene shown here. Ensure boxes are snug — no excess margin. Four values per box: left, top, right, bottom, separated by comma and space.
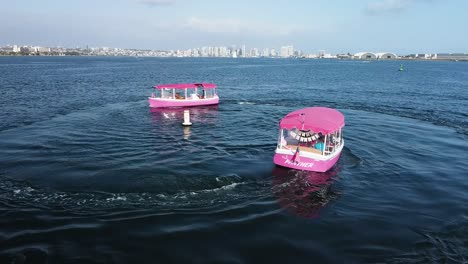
1, 57, 467, 263
149, 105, 219, 141
183, 126, 191, 140
271, 165, 341, 218
149, 105, 219, 124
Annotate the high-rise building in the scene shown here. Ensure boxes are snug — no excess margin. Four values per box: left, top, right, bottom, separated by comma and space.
201, 47, 208, 57
270, 49, 277, 57
318, 50, 325, 58
250, 48, 259, 57
280, 45, 294, 57
219, 46, 227, 57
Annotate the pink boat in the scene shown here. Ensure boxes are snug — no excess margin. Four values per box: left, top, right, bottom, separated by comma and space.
273, 107, 345, 172
148, 83, 219, 108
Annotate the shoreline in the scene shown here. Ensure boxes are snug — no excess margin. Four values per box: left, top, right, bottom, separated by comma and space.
0, 54, 466, 62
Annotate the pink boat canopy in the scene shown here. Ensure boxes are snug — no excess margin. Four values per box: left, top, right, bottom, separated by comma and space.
154, 83, 217, 90
279, 107, 345, 134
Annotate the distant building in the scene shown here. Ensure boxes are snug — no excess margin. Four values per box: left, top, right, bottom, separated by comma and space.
376, 52, 397, 59
425, 54, 434, 59
322, 53, 337, 59
250, 48, 259, 57
318, 50, 325, 58
336, 53, 351, 59
354, 52, 376, 59
20, 46, 31, 53
201, 47, 208, 57
404, 53, 432, 59
0, 45, 20, 53
280, 45, 294, 57
219, 46, 227, 57
270, 48, 277, 57
435, 53, 468, 61
35, 46, 51, 53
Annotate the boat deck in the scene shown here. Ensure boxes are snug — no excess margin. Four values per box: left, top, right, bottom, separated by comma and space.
282, 145, 323, 155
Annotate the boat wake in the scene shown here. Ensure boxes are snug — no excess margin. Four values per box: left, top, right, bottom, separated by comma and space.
0, 174, 268, 213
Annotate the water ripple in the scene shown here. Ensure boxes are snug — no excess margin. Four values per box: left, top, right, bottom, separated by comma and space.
1, 57, 468, 263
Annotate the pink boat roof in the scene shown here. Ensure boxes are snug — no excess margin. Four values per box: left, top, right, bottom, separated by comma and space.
279, 107, 345, 134
154, 83, 217, 90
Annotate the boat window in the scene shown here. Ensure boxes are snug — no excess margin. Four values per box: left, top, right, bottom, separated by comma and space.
205, 89, 215, 98
161, 88, 174, 99
323, 131, 342, 155
175, 92, 185, 99
281, 128, 300, 147
153, 89, 161, 98
187, 89, 197, 98
324, 135, 332, 154
196, 89, 206, 99
334, 130, 342, 146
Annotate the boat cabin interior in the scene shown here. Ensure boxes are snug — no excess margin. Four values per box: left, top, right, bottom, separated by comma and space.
155, 87, 217, 100
277, 128, 343, 156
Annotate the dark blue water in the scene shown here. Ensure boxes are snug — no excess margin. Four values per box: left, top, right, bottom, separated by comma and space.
0, 57, 467, 263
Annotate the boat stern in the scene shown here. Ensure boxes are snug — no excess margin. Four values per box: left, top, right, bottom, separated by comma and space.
273, 152, 341, 172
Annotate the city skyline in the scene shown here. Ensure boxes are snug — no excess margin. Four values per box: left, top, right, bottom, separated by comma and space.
6, 43, 467, 61
1, 0, 467, 54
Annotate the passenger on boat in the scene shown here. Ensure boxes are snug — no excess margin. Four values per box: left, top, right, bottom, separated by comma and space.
175, 93, 184, 99
198, 89, 205, 99
314, 142, 324, 152
314, 133, 325, 151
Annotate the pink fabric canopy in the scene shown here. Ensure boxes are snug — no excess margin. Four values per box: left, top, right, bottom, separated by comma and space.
279, 107, 345, 134
154, 83, 217, 90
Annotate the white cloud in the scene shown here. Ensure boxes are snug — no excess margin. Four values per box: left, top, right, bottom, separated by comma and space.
365, 0, 435, 14
145, 16, 333, 49
137, 0, 176, 7
182, 17, 303, 37
366, 0, 408, 14
184, 17, 243, 34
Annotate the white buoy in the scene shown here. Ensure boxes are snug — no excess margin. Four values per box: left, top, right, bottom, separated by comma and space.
182, 109, 192, 126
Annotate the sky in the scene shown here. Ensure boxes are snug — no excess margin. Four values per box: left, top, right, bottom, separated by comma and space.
1, 0, 467, 54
